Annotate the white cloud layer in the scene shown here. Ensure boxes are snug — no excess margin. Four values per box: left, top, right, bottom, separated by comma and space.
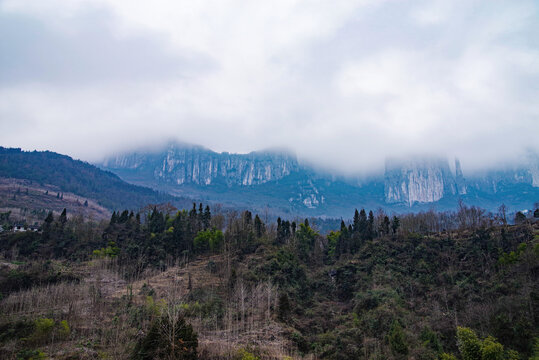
0, 0, 538, 175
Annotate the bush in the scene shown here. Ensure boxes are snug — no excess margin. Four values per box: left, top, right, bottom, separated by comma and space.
16, 349, 47, 360
235, 348, 260, 360
33, 318, 54, 342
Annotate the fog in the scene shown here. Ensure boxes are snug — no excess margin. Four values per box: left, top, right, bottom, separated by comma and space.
1, 0, 538, 176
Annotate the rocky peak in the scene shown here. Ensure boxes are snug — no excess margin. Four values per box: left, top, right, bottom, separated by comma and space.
384, 157, 456, 206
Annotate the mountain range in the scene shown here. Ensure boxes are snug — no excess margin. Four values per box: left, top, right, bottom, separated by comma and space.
100, 142, 539, 217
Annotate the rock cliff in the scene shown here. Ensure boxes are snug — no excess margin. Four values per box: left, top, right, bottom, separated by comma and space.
102, 144, 301, 187
384, 158, 457, 206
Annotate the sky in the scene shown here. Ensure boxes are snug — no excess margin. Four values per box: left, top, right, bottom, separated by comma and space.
1, 0, 538, 175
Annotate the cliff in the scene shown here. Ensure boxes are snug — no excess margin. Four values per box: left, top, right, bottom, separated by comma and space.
100, 143, 539, 215
384, 158, 457, 206
102, 144, 301, 187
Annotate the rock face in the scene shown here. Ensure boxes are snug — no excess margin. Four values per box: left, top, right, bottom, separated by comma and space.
100, 143, 539, 215
102, 144, 301, 187
384, 158, 457, 206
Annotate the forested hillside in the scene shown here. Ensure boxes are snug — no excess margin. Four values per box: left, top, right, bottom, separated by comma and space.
1, 203, 538, 359
0, 147, 190, 210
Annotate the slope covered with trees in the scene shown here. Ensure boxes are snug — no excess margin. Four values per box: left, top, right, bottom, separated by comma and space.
0, 147, 190, 210
0, 203, 538, 359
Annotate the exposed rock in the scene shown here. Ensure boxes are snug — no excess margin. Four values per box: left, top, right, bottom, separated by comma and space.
103, 144, 300, 187
384, 158, 456, 206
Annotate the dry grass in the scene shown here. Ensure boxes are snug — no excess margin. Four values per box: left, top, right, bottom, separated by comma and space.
0, 255, 303, 359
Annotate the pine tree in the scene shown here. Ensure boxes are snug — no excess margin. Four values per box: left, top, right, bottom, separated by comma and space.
367, 211, 374, 239
353, 209, 360, 233
254, 214, 264, 237
203, 205, 211, 230
358, 209, 367, 239
388, 320, 408, 357
391, 216, 400, 234
379, 216, 390, 236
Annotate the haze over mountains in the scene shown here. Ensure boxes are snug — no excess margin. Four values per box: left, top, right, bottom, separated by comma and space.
100, 142, 539, 217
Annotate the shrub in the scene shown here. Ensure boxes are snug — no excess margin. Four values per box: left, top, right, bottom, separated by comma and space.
33, 318, 54, 342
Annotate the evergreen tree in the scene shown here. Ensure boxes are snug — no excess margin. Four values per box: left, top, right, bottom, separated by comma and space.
367, 211, 375, 239
391, 216, 400, 234
388, 320, 408, 357
358, 209, 367, 239
353, 209, 360, 233
379, 216, 390, 236
254, 214, 264, 237
42, 211, 54, 241
58, 208, 67, 227
202, 205, 211, 230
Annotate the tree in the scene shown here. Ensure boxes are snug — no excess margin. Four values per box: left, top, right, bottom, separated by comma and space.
388, 320, 408, 357
480, 336, 504, 360
254, 214, 264, 238
42, 211, 54, 241
278, 293, 291, 322
353, 209, 360, 233
358, 209, 367, 239
497, 204, 507, 225
132, 312, 197, 360
456, 327, 481, 360
367, 211, 375, 239
202, 205, 211, 230
193, 229, 224, 253
379, 216, 390, 236
514, 211, 526, 224
295, 220, 318, 260
58, 208, 67, 227
391, 216, 400, 234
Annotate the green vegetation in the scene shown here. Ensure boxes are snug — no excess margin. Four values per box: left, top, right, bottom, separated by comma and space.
0, 147, 190, 210
0, 202, 538, 359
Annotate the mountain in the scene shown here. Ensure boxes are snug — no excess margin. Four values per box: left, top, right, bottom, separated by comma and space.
102, 144, 300, 186
101, 143, 539, 217
384, 157, 460, 206
0, 147, 191, 211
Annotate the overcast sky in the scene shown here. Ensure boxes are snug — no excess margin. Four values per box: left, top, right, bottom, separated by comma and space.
1, 0, 538, 174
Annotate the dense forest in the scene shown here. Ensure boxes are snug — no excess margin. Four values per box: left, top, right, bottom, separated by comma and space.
0, 147, 190, 210
0, 203, 538, 359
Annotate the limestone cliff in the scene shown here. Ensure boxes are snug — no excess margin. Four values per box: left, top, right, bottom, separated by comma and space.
102, 144, 300, 187
384, 158, 457, 206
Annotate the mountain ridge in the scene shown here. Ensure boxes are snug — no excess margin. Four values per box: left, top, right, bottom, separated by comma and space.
0, 147, 192, 211
100, 142, 539, 217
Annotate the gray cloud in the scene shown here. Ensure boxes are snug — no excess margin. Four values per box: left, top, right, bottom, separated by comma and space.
0, 0, 538, 176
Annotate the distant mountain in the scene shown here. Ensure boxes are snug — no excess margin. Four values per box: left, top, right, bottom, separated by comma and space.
0, 147, 191, 211
102, 144, 301, 186
100, 142, 539, 217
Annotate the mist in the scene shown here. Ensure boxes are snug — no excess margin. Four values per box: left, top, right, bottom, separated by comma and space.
1, 0, 538, 176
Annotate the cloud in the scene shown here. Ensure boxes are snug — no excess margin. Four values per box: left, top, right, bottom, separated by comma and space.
0, 0, 538, 175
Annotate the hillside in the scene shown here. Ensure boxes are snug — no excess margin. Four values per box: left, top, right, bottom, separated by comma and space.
0, 147, 192, 211
0, 177, 110, 222
0, 204, 537, 359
